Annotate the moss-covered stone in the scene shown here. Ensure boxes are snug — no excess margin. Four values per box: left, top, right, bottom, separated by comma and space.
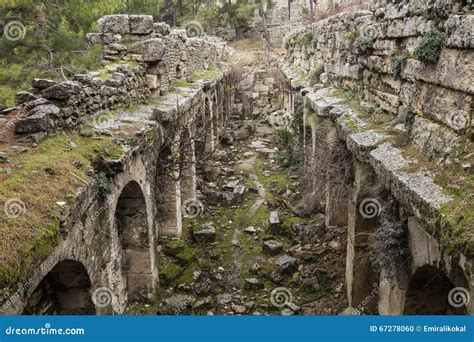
160, 262, 183, 285
175, 248, 197, 265
163, 240, 186, 257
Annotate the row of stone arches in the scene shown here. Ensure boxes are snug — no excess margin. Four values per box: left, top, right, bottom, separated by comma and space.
17, 87, 229, 316
301, 96, 470, 315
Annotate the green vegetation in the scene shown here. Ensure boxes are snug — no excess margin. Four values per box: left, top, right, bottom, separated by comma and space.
0, 132, 121, 288
392, 53, 408, 79
191, 67, 222, 81
353, 35, 374, 55
274, 115, 305, 168
414, 30, 447, 64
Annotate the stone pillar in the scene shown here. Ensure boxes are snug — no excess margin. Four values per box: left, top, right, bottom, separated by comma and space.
325, 124, 351, 227
346, 161, 381, 311
156, 138, 183, 238
180, 126, 196, 201
377, 269, 406, 315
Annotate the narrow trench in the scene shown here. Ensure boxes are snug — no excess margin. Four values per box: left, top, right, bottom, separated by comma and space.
228, 172, 266, 289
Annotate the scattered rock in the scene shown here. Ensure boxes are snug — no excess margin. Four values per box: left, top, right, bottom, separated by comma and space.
263, 240, 283, 255
217, 293, 232, 306
274, 255, 298, 275
244, 277, 264, 290
244, 226, 257, 234
193, 223, 216, 243
163, 240, 186, 257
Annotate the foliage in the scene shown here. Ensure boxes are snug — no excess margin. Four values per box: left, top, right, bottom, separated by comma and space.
414, 30, 447, 64
392, 53, 408, 79
93, 171, 112, 198
371, 206, 409, 281
275, 115, 304, 167
353, 35, 374, 54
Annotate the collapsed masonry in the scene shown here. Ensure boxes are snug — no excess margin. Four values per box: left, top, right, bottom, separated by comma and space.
0, 15, 233, 314
281, 0, 472, 314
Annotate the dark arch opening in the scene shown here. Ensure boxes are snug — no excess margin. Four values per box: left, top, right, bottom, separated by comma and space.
404, 265, 467, 315
23, 260, 95, 315
115, 181, 152, 302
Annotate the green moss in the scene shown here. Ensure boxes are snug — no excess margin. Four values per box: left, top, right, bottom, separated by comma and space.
160, 262, 183, 285
173, 79, 198, 88
392, 53, 408, 79
175, 248, 197, 265
191, 67, 221, 81
177, 267, 196, 285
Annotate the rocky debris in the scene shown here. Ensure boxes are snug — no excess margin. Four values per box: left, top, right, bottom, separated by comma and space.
269, 211, 280, 233
216, 293, 233, 306
244, 226, 257, 234
163, 294, 193, 312
244, 278, 264, 290
274, 255, 297, 275
262, 240, 283, 255
193, 223, 216, 243
291, 214, 326, 244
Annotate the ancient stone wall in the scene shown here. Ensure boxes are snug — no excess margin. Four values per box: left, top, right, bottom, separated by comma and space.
5, 15, 227, 145
280, 0, 472, 315
0, 15, 233, 315
284, 0, 473, 164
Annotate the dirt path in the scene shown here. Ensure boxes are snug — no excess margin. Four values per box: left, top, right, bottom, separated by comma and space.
228, 170, 266, 289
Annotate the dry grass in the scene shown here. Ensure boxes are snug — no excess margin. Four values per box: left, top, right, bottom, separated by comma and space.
0, 132, 121, 288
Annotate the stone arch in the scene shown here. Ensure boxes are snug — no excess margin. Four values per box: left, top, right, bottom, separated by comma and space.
115, 180, 153, 302
23, 260, 95, 315
346, 161, 386, 313
404, 265, 467, 315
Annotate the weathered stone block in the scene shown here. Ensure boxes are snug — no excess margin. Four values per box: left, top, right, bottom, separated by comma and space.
445, 15, 474, 49
97, 15, 130, 34
129, 15, 154, 35
130, 38, 165, 62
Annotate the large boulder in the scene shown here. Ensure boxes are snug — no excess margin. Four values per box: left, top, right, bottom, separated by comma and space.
193, 223, 216, 243
129, 15, 154, 35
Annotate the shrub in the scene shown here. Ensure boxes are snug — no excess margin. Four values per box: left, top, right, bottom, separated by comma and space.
414, 30, 447, 64
94, 171, 112, 198
353, 35, 374, 54
392, 53, 408, 79
275, 115, 304, 168
371, 205, 409, 281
